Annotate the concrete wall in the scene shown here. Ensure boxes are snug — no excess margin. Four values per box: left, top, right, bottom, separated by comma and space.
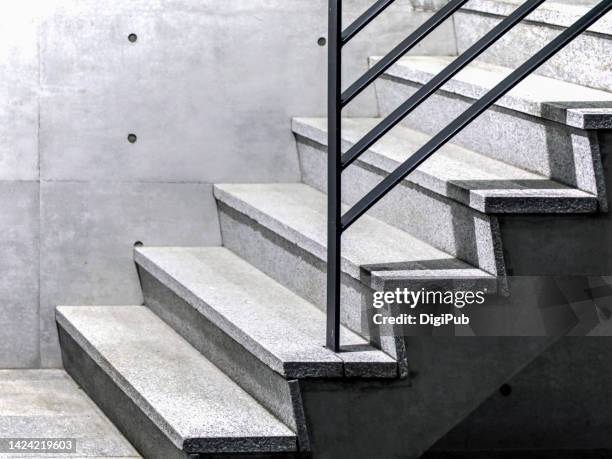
0, 0, 457, 368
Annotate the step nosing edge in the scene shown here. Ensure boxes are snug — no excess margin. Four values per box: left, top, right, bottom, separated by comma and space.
183, 436, 298, 454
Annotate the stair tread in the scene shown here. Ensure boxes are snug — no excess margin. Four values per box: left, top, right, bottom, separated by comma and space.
462, 0, 612, 36
374, 55, 612, 129
214, 182, 495, 287
56, 305, 297, 454
292, 117, 598, 214
134, 246, 397, 378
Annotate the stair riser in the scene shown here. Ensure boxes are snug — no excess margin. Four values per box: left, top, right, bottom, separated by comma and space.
374, 76, 606, 206
137, 267, 301, 436
455, 10, 612, 92
58, 325, 188, 459
217, 202, 406, 365
296, 136, 503, 275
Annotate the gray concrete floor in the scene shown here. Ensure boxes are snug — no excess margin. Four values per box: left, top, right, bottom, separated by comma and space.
0, 370, 139, 458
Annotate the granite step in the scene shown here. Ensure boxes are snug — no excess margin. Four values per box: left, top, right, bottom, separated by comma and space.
57, 305, 298, 459
214, 182, 496, 362
292, 117, 598, 214
454, 0, 612, 91
374, 55, 612, 130
293, 123, 505, 276
373, 55, 608, 202
134, 246, 397, 379
214, 183, 495, 289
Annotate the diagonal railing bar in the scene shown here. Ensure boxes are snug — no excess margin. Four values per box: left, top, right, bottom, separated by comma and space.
342, 0, 397, 45
340, 0, 612, 232
341, 0, 469, 108
340, 0, 546, 170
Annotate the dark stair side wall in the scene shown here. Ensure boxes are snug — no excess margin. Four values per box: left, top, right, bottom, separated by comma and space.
426, 337, 612, 455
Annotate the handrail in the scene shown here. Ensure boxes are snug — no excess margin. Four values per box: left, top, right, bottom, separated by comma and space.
326, 0, 612, 351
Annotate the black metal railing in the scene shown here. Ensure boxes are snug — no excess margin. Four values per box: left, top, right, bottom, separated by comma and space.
326, 0, 612, 351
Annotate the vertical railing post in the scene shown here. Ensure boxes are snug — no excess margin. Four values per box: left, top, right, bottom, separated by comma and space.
327, 0, 342, 352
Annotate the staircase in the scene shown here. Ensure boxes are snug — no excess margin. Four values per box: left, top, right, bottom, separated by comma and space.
56, 1, 612, 458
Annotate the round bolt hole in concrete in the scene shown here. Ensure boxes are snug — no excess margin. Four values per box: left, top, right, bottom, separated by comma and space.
127, 133, 138, 144
128, 33, 138, 43
317, 37, 326, 46
499, 384, 512, 397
